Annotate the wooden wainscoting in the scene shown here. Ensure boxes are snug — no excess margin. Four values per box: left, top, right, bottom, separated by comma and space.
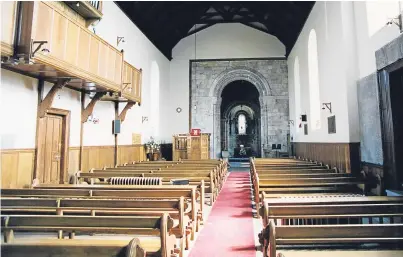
118, 145, 145, 165
293, 142, 360, 174
68, 145, 145, 173
1, 149, 35, 189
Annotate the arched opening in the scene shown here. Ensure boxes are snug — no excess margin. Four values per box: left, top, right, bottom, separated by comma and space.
150, 61, 160, 138
220, 80, 261, 158
294, 56, 301, 134
308, 29, 321, 130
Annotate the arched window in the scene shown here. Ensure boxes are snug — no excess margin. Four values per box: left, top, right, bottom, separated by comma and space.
150, 61, 160, 137
238, 114, 246, 135
294, 56, 301, 131
308, 29, 321, 130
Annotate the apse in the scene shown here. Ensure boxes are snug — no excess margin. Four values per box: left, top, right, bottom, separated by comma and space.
220, 80, 261, 158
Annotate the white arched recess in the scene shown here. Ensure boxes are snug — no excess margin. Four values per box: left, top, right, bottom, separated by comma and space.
308, 29, 321, 130
294, 56, 301, 134
150, 61, 160, 139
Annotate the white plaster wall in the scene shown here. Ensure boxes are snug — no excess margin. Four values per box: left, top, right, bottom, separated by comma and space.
167, 23, 286, 142
0, 70, 38, 149
288, 1, 402, 144
354, 1, 403, 78
95, 1, 170, 144
288, 2, 353, 143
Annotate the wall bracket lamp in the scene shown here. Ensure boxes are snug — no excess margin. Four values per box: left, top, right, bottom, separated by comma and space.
142, 116, 148, 123
288, 120, 294, 126
117, 36, 125, 47
322, 102, 332, 113
32, 40, 49, 57
386, 14, 402, 32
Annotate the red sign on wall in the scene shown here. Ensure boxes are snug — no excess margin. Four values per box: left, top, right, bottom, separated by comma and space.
190, 129, 201, 136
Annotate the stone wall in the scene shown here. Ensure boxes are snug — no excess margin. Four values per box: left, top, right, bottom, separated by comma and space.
357, 72, 383, 165
190, 59, 289, 158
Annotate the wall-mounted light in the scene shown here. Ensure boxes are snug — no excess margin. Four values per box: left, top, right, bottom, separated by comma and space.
31, 40, 50, 57
322, 102, 332, 113
117, 36, 125, 47
288, 120, 294, 126
142, 116, 148, 123
386, 14, 402, 32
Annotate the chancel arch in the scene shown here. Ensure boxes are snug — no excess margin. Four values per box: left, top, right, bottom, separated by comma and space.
190, 59, 289, 159
220, 80, 261, 158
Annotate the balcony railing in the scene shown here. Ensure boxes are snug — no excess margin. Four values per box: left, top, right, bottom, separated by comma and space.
1, 1, 18, 58
64, 1, 103, 21
4, 1, 121, 92
89, 1, 100, 10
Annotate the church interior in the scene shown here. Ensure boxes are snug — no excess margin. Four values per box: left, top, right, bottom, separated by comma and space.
1, 1, 403, 257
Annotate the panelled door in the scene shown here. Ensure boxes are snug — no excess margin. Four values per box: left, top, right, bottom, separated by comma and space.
37, 114, 64, 184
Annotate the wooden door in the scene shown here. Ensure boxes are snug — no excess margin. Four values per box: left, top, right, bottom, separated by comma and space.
37, 114, 64, 184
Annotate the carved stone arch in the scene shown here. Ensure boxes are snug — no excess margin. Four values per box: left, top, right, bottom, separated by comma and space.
209, 67, 272, 97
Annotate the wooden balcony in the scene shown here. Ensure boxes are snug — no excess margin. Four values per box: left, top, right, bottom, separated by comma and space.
1, 1, 122, 93
64, 1, 103, 22
102, 61, 142, 103
1, 1, 18, 58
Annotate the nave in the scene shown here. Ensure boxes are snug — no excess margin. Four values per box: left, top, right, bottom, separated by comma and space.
2, 0, 403, 257
2, 158, 403, 257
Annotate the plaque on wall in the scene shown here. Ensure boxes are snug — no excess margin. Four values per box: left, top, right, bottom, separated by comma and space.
304, 124, 308, 135
328, 115, 336, 134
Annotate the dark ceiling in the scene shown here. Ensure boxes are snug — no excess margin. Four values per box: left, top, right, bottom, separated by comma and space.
116, 1, 315, 60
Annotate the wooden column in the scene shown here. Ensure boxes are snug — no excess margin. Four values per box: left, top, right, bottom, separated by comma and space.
79, 92, 85, 171
114, 101, 119, 167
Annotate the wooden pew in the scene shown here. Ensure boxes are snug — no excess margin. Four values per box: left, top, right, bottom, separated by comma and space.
81, 170, 216, 198
1, 197, 191, 253
252, 173, 366, 213
1, 238, 145, 257
1, 214, 179, 257
80, 170, 218, 204
2, 186, 203, 240
259, 196, 403, 227
263, 221, 403, 257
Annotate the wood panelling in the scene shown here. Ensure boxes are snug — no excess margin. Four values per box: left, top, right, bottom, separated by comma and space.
118, 145, 146, 166
1, 149, 35, 189
173, 134, 211, 161
0, 1, 17, 57
122, 62, 142, 103
68, 145, 145, 173
293, 142, 360, 174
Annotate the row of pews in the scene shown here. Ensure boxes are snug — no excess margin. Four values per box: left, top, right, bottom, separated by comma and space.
1, 159, 228, 257
250, 158, 403, 257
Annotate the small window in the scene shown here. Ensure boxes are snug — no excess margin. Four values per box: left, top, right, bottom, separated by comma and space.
308, 29, 321, 130
304, 124, 308, 135
238, 114, 246, 135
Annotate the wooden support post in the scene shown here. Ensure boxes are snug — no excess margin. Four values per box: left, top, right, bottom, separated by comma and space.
79, 92, 85, 171
118, 101, 136, 123
81, 92, 106, 123
38, 79, 70, 118
114, 101, 119, 167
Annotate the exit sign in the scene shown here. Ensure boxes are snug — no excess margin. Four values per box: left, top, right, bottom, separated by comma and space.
190, 129, 201, 136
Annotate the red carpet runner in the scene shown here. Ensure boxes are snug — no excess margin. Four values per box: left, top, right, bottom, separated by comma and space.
188, 172, 256, 257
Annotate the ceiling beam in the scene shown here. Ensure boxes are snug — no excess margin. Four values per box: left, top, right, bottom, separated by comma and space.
187, 24, 214, 37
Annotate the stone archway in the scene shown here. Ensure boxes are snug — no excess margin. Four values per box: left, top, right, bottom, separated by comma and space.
190, 59, 289, 158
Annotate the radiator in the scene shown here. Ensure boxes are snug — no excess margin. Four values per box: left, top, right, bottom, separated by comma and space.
110, 177, 162, 185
